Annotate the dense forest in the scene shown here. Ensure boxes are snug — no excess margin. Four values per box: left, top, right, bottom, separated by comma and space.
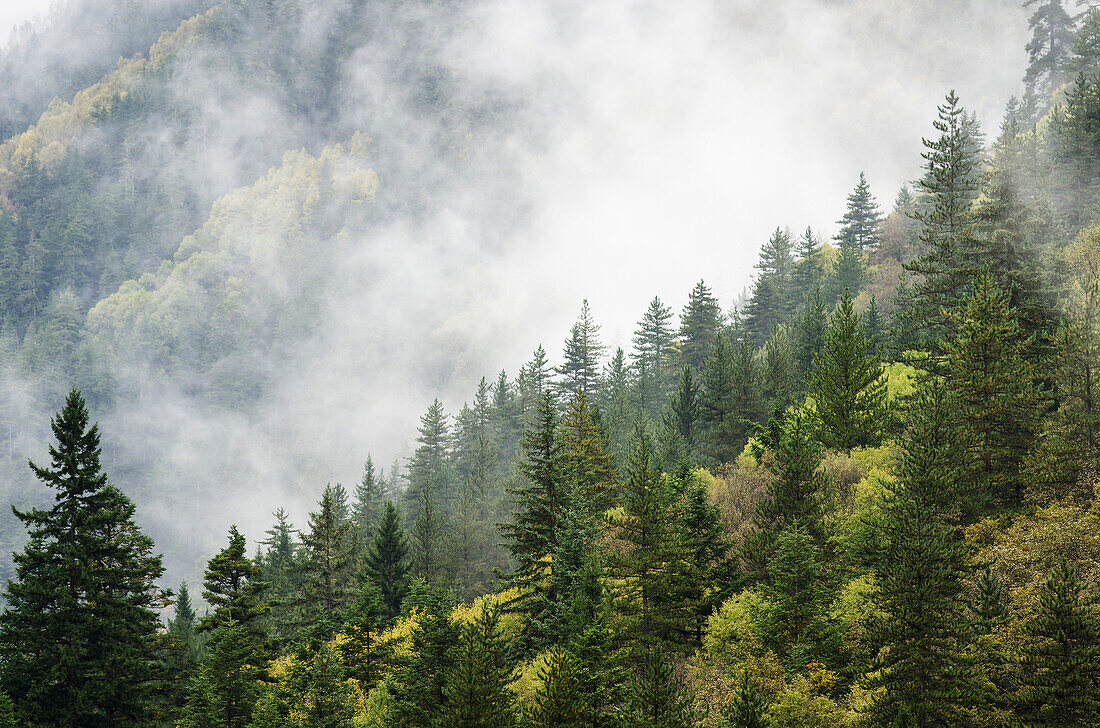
1, 0, 1100, 727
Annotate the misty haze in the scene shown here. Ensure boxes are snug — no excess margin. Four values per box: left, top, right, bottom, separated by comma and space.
0, 0, 1097, 726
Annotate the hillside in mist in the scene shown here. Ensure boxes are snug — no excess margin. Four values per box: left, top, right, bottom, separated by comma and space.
3, 0, 1100, 726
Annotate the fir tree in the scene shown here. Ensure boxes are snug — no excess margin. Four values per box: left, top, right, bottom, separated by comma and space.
200, 525, 271, 635
700, 333, 761, 463
528, 648, 589, 728
258, 507, 299, 646
405, 399, 455, 523
297, 643, 356, 728
721, 671, 771, 728
810, 289, 888, 452
791, 287, 828, 384
758, 528, 835, 671
499, 391, 567, 644
561, 388, 618, 513
660, 366, 702, 467
792, 227, 823, 306
679, 280, 723, 372
944, 271, 1042, 506
863, 295, 883, 355
1070, 8, 1100, 79
670, 468, 731, 643
0, 389, 166, 727
862, 383, 977, 728
298, 484, 358, 633
761, 325, 795, 414
519, 344, 555, 417
632, 295, 675, 419
1016, 558, 1100, 726
412, 485, 445, 584
559, 299, 607, 399
1024, 0, 1075, 104
837, 172, 884, 253
745, 227, 794, 344
390, 590, 461, 728
895, 91, 983, 370
441, 602, 518, 728
337, 582, 388, 690
354, 456, 386, 542
825, 240, 866, 307
624, 650, 695, 728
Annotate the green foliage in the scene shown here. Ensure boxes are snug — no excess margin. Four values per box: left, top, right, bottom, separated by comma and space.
0, 389, 166, 727
528, 647, 589, 728
624, 650, 695, 728
365, 502, 411, 621
441, 602, 518, 727
721, 671, 770, 728
811, 288, 888, 452
559, 299, 607, 399
679, 280, 723, 372
389, 590, 461, 728
1016, 558, 1100, 726
297, 484, 358, 635
700, 333, 762, 464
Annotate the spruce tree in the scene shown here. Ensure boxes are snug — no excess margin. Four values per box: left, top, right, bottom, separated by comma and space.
298, 484, 358, 633
660, 365, 702, 467
761, 325, 795, 414
758, 527, 835, 671
825, 240, 866, 307
632, 295, 675, 419
528, 647, 589, 728
1016, 558, 1100, 727
499, 391, 567, 644
862, 383, 977, 728
354, 456, 386, 542
721, 671, 770, 728
441, 602, 518, 727
606, 431, 678, 649
679, 280, 723, 372
895, 90, 983, 370
519, 344, 554, 416
201, 525, 271, 635
810, 289, 888, 452
700, 333, 761, 463
561, 388, 618, 513
792, 227, 823, 306
337, 582, 388, 690
944, 271, 1041, 507
624, 650, 695, 728
1071, 8, 1100, 79
745, 227, 794, 344
863, 295, 883, 354
296, 642, 355, 728
671, 469, 731, 643
405, 399, 455, 523
791, 287, 828, 384
0, 389, 166, 727
1023, 0, 1075, 104
836, 172, 884, 254
412, 485, 445, 584
390, 590, 461, 728
258, 507, 299, 646
559, 299, 607, 399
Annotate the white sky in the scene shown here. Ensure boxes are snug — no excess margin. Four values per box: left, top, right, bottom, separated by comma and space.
0, 0, 50, 46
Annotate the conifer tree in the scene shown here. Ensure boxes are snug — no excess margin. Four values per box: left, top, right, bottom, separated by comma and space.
633, 295, 675, 419
625, 650, 695, 728
390, 590, 461, 728
745, 227, 794, 344
561, 389, 618, 513
441, 602, 518, 727
758, 528, 835, 671
337, 582, 388, 689
825, 240, 866, 307
1071, 8, 1100, 78
601, 346, 637, 466
354, 456, 386, 542
792, 288, 828, 383
1016, 558, 1100, 726
743, 410, 830, 574
559, 299, 607, 399
679, 280, 723, 372
810, 289, 888, 452
792, 227, 823, 306
671, 469, 731, 643
660, 365, 702, 466
493, 369, 521, 464
862, 384, 977, 728
722, 671, 771, 728
700, 333, 761, 463
944, 271, 1041, 506
364, 501, 411, 623
412, 485, 445, 584
836, 172, 884, 254
199, 525, 270, 638
406, 399, 455, 522
1023, 0, 1075, 104
519, 344, 555, 416
500, 391, 567, 642
297, 642, 355, 728
258, 507, 299, 646
864, 295, 883, 354
761, 325, 795, 414
298, 484, 358, 633
528, 648, 589, 728
606, 431, 678, 649
0, 390, 166, 727
895, 91, 983, 369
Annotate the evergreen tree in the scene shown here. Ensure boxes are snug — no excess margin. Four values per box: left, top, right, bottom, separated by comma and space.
810, 289, 889, 452
895, 91, 983, 370
200, 525, 271, 635
0, 389, 166, 727
944, 271, 1042, 506
632, 295, 675, 419
1016, 558, 1100, 726
559, 299, 607, 398
365, 503, 410, 623
412, 485, 445, 584
721, 671, 770, 728
624, 650, 695, 728
298, 484, 358, 633
390, 590, 461, 728
761, 325, 795, 414
353, 456, 386, 543
1070, 8, 1100, 79
338, 582, 388, 689
825, 239, 866, 307
296, 642, 356, 728
745, 227, 794, 344
758, 528, 835, 671
519, 344, 555, 417
742, 410, 830, 574
792, 227, 823, 306
670, 468, 731, 643
606, 431, 678, 649
441, 602, 518, 727
660, 365, 702, 467
836, 172, 884, 253
862, 384, 977, 728
500, 391, 567, 644
528, 648, 589, 728
405, 399, 455, 523
679, 280, 723, 372
561, 388, 618, 513
791, 288, 828, 384
1024, 0, 1075, 104
700, 334, 761, 463
493, 369, 522, 465
864, 295, 883, 354
258, 507, 299, 647
601, 346, 637, 467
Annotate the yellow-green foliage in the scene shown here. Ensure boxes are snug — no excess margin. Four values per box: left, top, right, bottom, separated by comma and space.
767, 668, 846, 728
0, 6, 220, 205
510, 649, 554, 710
883, 361, 918, 403
354, 684, 394, 727
703, 590, 766, 664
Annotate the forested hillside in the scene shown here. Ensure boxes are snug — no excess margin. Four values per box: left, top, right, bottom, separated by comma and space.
1, 0, 1100, 727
